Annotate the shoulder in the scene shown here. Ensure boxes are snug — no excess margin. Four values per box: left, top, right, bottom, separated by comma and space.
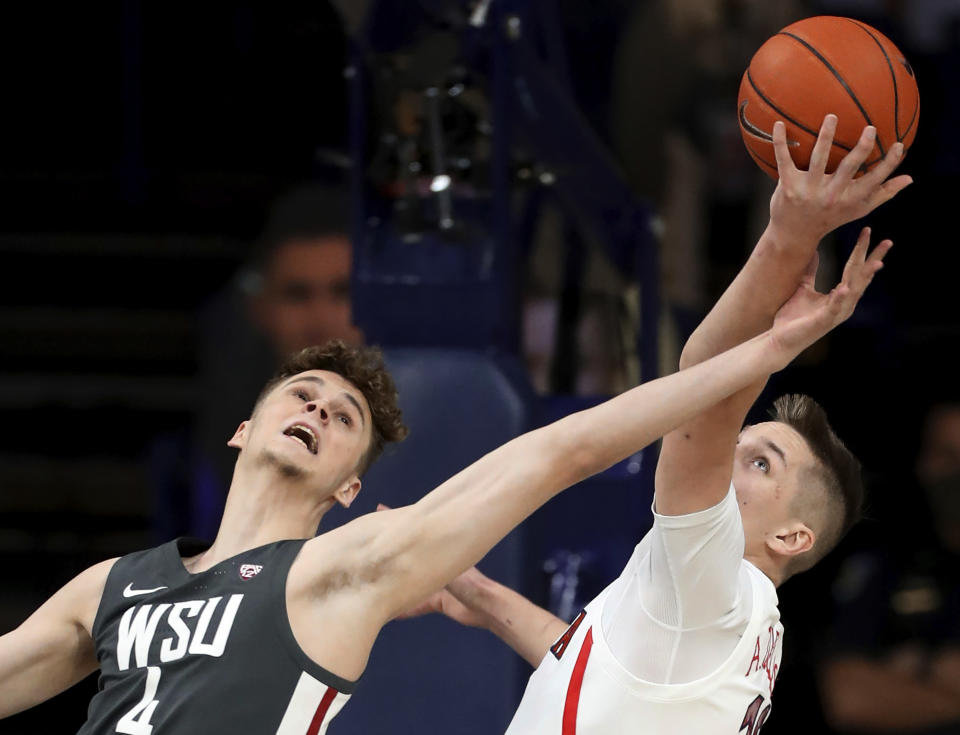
79, 557, 120, 610
653, 482, 740, 529
69, 557, 121, 601
45, 557, 120, 636
79, 556, 121, 583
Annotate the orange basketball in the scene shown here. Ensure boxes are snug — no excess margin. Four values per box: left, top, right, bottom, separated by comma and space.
737, 16, 919, 179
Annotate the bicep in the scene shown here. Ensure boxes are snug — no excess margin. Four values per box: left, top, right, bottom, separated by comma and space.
0, 558, 114, 718
379, 454, 561, 618
327, 440, 566, 623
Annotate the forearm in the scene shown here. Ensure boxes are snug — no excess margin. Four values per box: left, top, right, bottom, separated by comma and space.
821, 657, 960, 731
558, 331, 783, 476
380, 330, 788, 618
451, 570, 567, 668
680, 223, 815, 369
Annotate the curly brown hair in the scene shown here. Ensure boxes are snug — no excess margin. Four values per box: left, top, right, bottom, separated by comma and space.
255, 341, 408, 476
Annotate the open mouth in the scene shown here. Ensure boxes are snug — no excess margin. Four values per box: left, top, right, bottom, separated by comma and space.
283, 424, 318, 454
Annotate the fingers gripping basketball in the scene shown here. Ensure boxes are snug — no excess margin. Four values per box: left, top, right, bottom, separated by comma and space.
738, 15, 920, 179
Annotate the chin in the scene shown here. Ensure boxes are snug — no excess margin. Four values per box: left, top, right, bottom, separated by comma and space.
258, 448, 310, 480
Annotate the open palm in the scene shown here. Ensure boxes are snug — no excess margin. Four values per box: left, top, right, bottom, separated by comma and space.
771, 227, 892, 359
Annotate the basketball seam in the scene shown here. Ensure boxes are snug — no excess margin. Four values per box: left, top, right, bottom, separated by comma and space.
744, 139, 780, 175
846, 18, 902, 141
778, 30, 887, 157
745, 69, 849, 151
903, 96, 920, 140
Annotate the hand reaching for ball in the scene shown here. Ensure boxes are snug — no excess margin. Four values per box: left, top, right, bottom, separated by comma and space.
768, 113, 913, 243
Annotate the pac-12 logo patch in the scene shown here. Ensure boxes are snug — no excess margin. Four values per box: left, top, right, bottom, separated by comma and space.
239, 564, 263, 580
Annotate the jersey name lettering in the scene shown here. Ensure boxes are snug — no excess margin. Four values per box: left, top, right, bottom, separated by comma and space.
117, 594, 244, 671
744, 625, 781, 695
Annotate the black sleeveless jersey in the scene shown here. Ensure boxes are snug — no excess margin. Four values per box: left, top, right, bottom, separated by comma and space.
77, 538, 356, 735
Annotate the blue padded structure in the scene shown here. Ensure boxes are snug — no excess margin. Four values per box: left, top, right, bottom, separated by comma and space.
329, 348, 537, 735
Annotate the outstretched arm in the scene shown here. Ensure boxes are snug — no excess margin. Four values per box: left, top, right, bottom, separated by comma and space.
399, 566, 566, 668
322, 252, 880, 624
655, 116, 909, 516
0, 558, 114, 719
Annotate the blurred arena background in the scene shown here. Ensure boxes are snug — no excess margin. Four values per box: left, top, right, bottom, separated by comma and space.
2, 1, 959, 733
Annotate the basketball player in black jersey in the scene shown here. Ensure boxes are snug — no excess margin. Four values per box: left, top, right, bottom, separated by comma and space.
0, 121, 903, 735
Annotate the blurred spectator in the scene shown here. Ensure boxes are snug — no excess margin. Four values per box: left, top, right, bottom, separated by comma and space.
151, 183, 364, 541
246, 189, 363, 359
818, 401, 960, 733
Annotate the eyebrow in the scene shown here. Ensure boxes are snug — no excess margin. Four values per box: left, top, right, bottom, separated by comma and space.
763, 439, 787, 468
280, 375, 366, 428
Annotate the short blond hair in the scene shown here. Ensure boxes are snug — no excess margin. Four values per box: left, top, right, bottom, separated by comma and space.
769, 394, 863, 576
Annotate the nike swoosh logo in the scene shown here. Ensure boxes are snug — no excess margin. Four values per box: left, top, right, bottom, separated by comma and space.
739, 101, 800, 147
123, 583, 169, 598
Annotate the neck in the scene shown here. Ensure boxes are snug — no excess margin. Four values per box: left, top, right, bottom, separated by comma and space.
186, 464, 336, 573
744, 551, 785, 588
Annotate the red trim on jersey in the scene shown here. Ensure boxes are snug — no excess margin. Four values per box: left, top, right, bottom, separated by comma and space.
305, 686, 338, 735
561, 627, 594, 735
551, 610, 587, 660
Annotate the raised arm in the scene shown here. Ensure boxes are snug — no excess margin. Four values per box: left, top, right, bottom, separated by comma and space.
0, 558, 115, 719
683, 116, 909, 369
326, 253, 882, 624
654, 117, 910, 516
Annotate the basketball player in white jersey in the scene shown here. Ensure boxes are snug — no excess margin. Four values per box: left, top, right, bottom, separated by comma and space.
405, 117, 913, 733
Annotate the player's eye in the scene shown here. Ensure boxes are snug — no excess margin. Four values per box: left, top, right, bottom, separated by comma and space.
338, 413, 352, 427
752, 457, 769, 473
293, 389, 310, 401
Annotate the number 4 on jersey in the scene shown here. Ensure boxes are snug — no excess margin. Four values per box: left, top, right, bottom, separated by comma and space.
116, 666, 161, 735
740, 693, 771, 735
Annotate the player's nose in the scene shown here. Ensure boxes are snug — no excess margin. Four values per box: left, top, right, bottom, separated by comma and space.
305, 401, 330, 424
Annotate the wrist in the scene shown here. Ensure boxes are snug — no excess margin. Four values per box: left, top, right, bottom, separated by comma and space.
762, 327, 800, 373
761, 220, 823, 257
449, 569, 496, 622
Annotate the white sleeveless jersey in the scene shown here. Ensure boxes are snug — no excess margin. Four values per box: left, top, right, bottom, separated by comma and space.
505, 491, 783, 734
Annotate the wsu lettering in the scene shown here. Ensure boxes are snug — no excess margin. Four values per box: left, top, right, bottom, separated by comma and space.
117, 595, 244, 671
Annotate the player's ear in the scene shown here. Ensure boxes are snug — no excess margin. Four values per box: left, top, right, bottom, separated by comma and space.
334, 477, 361, 509
766, 521, 815, 558
228, 421, 250, 450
